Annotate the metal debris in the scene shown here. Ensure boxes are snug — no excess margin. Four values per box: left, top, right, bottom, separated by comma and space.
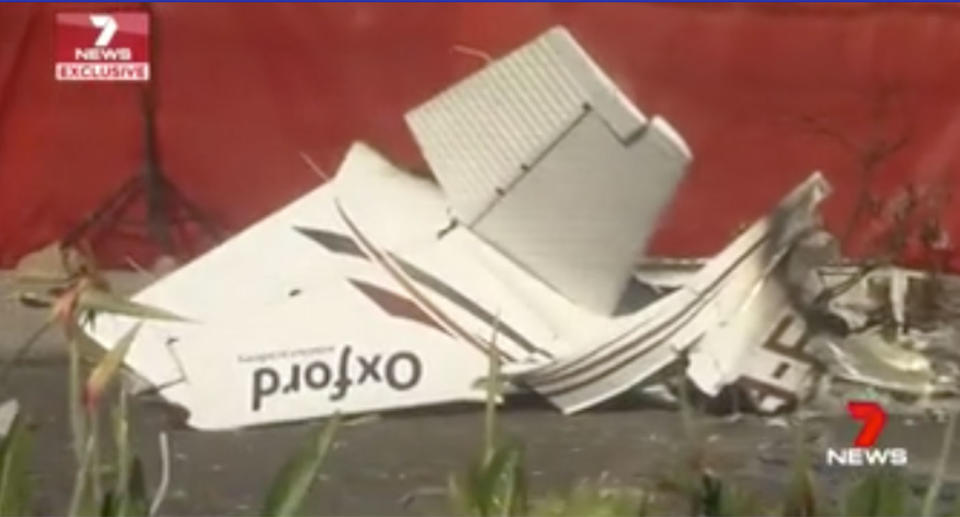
796, 264, 960, 414
63, 24, 960, 429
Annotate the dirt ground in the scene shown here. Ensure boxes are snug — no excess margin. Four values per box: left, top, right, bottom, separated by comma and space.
5, 360, 960, 516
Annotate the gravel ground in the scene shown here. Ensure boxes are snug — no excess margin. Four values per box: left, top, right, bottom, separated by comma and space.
4, 361, 960, 516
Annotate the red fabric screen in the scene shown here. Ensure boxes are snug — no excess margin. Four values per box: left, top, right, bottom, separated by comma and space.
2, 3, 959, 270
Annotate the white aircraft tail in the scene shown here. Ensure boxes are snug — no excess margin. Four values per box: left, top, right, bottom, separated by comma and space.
87, 27, 830, 430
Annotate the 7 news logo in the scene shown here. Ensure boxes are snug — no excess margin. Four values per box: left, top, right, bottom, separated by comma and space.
54, 12, 150, 82
825, 401, 908, 467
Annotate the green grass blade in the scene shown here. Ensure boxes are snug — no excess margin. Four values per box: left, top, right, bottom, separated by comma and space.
261, 414, 341, 517
842, 471, 910, 517
478, 447, 511, 515
529, 483, 649, 517
496, 444, 526, 517
100, 490, 116, 517
77, 289, 191, 322
462, 441, 527, 517
68, 322, 108, 367
637, 490, 652, 517
484, 318, 502, 465
528, 493, 565, 517
112, 392, 130, 510
0, 412, 32, 517
448, 472, 473, 516
67, 433, 98, 517
922, 411, 958, 517
109, 392, 151, 517
119, 458, 150, 517
103, 457, 148, 517
67, 333, 87, 466
781, 420, 821, 517
462, 461, 487, 516
715, 482, 764, 517
88, 412, 102, 506
479, 445, 513, 516
84, 324, 141, 411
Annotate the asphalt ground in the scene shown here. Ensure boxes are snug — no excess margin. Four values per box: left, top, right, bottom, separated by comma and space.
5, 360, 960, 516
2, 272, 959, 515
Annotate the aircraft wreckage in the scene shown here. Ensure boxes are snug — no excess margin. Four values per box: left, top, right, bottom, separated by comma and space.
84, 26, 960, 430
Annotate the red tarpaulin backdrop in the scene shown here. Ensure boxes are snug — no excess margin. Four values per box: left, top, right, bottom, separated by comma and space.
2, 3, 959, 270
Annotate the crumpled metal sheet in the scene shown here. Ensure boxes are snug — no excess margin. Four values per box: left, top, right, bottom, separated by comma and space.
795, 264, 960, 412
514, 172, 831, 414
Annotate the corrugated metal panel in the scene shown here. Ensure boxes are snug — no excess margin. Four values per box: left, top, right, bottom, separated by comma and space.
545, 28, 647, 140
407, 26, 693, 314
406, 26, 652, 224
